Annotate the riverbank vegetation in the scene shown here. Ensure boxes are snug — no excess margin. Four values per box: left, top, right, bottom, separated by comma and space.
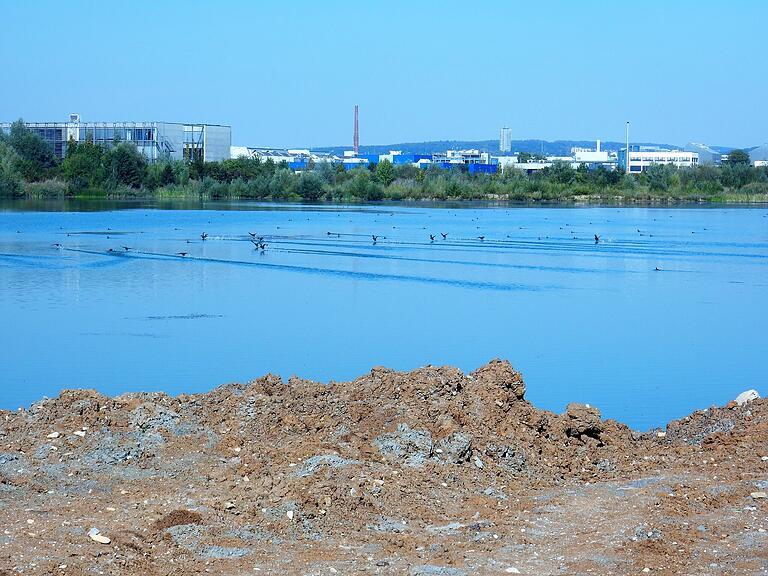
2, 120, 767, 203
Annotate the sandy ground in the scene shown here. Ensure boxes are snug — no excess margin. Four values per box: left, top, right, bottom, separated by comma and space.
1, 359, 766, 575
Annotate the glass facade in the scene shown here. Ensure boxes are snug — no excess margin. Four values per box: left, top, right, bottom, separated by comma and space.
0, 121, 230, 162
183, 125, 205, 161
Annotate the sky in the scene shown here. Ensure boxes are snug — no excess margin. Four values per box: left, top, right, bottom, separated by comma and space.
1, 0, 766, 149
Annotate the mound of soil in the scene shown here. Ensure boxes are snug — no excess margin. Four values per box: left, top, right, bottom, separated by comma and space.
0, 359, 766, 575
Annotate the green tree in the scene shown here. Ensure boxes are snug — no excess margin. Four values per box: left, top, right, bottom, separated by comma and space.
5, 120, 58, 181
375, 159, 395, 186
517, 152, 532, 164
297, 171, 324, 201
726, 149, 750, 165
61, 137, 106, 191
0, 140, 23, 196
105, 143, 147, 188
160, 162, 176, 186
547, 161, 575, 184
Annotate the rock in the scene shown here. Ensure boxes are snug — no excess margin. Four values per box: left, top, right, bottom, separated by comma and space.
46, 432, 60, 439
286, 510, 294, 521
292, 454, 360, 477
565, 403, 602, 439
434, 432, 472, 464
484, 443, 526, 473
87, 528, 111, 545
224, 501, 236, 510
199, 545, 251, 559
373, 424, 433, 467
735, 390, 760, 405
409, 565, 467, 576
130, 402, 181, 434
505, 569, 521, 574
73, 430, 86, 438
761, 456, 768, 461
473, 456, 484, 469
750, 492, 767, 499
470, 359, 526, 400
633, 526, 662, 541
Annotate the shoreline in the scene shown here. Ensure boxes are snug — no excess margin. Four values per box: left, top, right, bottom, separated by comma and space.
3, 194, 768, 210
1, 360, 765, 574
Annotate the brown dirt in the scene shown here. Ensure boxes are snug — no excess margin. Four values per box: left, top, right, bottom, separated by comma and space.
0, 359, 766, 575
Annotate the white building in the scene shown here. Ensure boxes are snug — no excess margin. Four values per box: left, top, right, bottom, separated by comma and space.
433, 149, 490, 164
499, 127, 512, 153
1, 116, 231, 162
572, 140, 610, 163
620, 147, 698, 172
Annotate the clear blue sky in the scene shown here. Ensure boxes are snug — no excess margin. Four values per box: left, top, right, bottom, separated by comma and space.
1, 0, 765, 148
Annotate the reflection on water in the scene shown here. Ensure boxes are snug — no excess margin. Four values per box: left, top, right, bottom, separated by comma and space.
1, 200, 766, 429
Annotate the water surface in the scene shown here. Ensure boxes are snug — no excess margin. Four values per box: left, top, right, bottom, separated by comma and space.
1, 200, 766, 429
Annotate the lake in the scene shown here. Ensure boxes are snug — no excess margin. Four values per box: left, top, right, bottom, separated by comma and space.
1, 199, 766, 429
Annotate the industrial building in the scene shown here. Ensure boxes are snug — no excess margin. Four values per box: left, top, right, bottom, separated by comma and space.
0, 115, 231, 162
618, 146, 698, 172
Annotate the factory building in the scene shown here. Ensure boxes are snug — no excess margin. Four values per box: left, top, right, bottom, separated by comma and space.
0, 115, 231, 162
618, 146, 698, 172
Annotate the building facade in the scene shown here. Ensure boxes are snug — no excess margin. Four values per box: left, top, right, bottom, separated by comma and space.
499, 127, 512, 153
1, 116, 231, 162
618, 146, 698, 172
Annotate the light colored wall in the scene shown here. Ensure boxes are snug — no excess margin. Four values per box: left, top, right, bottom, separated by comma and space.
204, 125, 231, 162
156, 123, 185, 161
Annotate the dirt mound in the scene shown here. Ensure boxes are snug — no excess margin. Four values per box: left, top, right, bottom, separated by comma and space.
152, 510, 204, 532
1, 360, 766, 575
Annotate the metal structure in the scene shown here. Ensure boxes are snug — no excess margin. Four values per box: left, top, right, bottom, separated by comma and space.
353, 105, 359, 155
0, 116, 231, 162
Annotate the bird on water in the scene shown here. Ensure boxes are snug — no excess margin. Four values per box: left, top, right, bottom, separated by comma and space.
372, 235, 378, 243
594, 234, 600, 243
441, 232, 448, 239
177, 252, 188, 257
201, 232, 208, 241
430, 234, 435, 242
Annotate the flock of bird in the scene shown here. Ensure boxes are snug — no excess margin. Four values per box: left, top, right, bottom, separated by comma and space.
48, 223, 670, 270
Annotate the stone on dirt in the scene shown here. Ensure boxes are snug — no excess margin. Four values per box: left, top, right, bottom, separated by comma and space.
434, 432, 472, 464
735, 390, 760, 405
374, 423, 433, 467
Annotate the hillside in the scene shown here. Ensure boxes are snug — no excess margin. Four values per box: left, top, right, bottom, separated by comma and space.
313, 139, 683, 157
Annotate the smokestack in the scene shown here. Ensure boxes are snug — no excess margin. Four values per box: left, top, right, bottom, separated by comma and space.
596, 139, 601, 152
353, 105, 359, 155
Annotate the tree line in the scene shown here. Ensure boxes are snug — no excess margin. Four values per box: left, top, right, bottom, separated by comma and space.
1, 120, 767, 203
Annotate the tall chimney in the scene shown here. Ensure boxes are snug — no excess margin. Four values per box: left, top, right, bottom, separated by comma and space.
596, 139, 601, 152
353, 105, 359, 155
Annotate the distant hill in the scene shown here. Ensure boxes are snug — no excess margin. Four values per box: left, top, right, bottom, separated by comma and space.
313, 139, 687, 157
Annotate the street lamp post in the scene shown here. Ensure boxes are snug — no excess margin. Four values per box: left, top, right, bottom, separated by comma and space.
626, 121, 630, 174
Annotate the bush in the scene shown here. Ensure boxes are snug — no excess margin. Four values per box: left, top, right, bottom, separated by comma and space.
23, 179, 68, 198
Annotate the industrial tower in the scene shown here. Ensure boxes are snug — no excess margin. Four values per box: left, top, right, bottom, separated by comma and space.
353, 105, 359, 155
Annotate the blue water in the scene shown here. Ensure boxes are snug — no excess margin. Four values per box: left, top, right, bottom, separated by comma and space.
1, 200, 766, 429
